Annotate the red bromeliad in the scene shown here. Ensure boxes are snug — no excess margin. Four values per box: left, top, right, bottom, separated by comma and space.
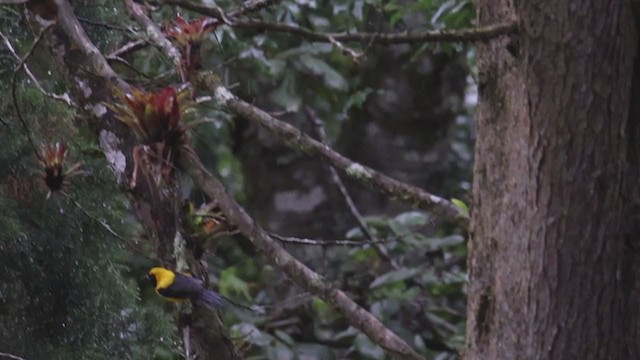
110, 86, 188, 146
165, 16, 212, 73
39, 142, 83, 198
108, 86, 195, 189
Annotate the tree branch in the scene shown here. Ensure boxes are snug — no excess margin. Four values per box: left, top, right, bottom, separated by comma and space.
10, 24, 54, 161
305, 107, 399, 268
144, 0, 279, 24
125, 0, 472, 230
123, 0, 186, 81
178, 152, 425, 360
142, 0, 516, 44
111, 0, 280, 58
271, 233, 383, 246
204, 82, 469, 229
0, 351, 27, 360
127, 8, 423, 356
0, 31, 74, 107
232, 19, 517, 44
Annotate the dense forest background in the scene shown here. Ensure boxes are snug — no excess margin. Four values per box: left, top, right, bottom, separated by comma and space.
3, 0, 638, 359
0, 0, 594, 359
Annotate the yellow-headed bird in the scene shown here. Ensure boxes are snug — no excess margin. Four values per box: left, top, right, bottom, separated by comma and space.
147, 267, 224, 309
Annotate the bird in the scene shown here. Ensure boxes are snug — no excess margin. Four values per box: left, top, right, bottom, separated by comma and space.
147, 267, 225, 309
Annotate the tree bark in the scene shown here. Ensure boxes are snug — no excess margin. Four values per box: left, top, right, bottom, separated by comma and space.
466, 1, 640, 359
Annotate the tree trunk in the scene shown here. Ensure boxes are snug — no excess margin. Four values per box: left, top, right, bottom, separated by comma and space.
466, 1, 640, 359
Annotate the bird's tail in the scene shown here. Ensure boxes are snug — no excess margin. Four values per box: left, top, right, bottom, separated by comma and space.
193, 289, 226, 309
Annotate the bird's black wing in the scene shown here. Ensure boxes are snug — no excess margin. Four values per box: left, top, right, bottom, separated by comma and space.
157, 273, 204, 299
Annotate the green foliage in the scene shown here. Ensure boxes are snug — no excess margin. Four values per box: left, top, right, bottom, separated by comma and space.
219, 266, 251, 300
0, 55, 178, 360
451, 198, 469, 216
0, 0, 476, 358
219, 210, 466, 359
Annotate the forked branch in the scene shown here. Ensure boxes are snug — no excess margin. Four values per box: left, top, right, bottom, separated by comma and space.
129, 7, 425, 359
207, 83, 470, 229
179, 152, 425, 360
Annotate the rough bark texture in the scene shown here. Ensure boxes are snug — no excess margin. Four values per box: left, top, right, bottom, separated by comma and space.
466, 1, 640, 359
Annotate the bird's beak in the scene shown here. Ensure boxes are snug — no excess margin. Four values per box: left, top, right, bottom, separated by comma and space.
146, 274, 157, 287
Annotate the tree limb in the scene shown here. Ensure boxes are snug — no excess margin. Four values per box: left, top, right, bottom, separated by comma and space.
111, 0, 280, 58
123, 0, 186, 81
232, 19, 518, 44
203, 82, 469, 229
127, 7, 424, 357
0, 30, 74, 107
144, 0, 516, 44
113, 0, 514, 59
179, 152, 425, 360
144, 0, 279, 24
270, 233, 384, 246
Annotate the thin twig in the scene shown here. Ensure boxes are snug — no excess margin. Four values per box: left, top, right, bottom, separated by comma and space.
77, 16, 133, 33
108, 38, 145, 58
326, 35, 363, 62
72, 198, 158, 261
106, 55, 154, 79
0, 352, 27, 360
142, 0, 233, 25
71, 199, 124, 240
0, 31, 75, 107
232, 20, 518, 44
305, 107, 399, 268
10, 24, 54, 161
270, 233, 383, 246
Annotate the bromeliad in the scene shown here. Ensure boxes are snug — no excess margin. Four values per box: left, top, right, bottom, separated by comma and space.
181, 199, 237, 259
165, 16, 215, 74
39, 142, 83, 198
109, 86, 190, 146
107, 86, 195, 188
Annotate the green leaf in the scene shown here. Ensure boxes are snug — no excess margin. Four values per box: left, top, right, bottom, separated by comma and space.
269, 73, 302, 112
394, 211, 429, 228
312, 298, 331, 316
342, 88, 373, 114
297, 54, 348, 90
451, 198, 469, 216
276, 43, 333, 59
428, 235, 465, 250
352, 333, 385, 359
274, 330, 296, 347
369, 268, 421, 289
219, 266, 251, 300
266, 340, 295, 360
346, 226, 364, 239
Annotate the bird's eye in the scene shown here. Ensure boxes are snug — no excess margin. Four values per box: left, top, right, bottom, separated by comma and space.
147, 274, 157, 286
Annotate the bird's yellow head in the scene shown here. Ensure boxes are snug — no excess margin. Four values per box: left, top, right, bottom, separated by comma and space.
147, 267, 175, 289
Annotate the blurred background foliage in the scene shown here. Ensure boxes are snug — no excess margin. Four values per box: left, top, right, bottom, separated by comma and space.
0, 0, 475, 358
